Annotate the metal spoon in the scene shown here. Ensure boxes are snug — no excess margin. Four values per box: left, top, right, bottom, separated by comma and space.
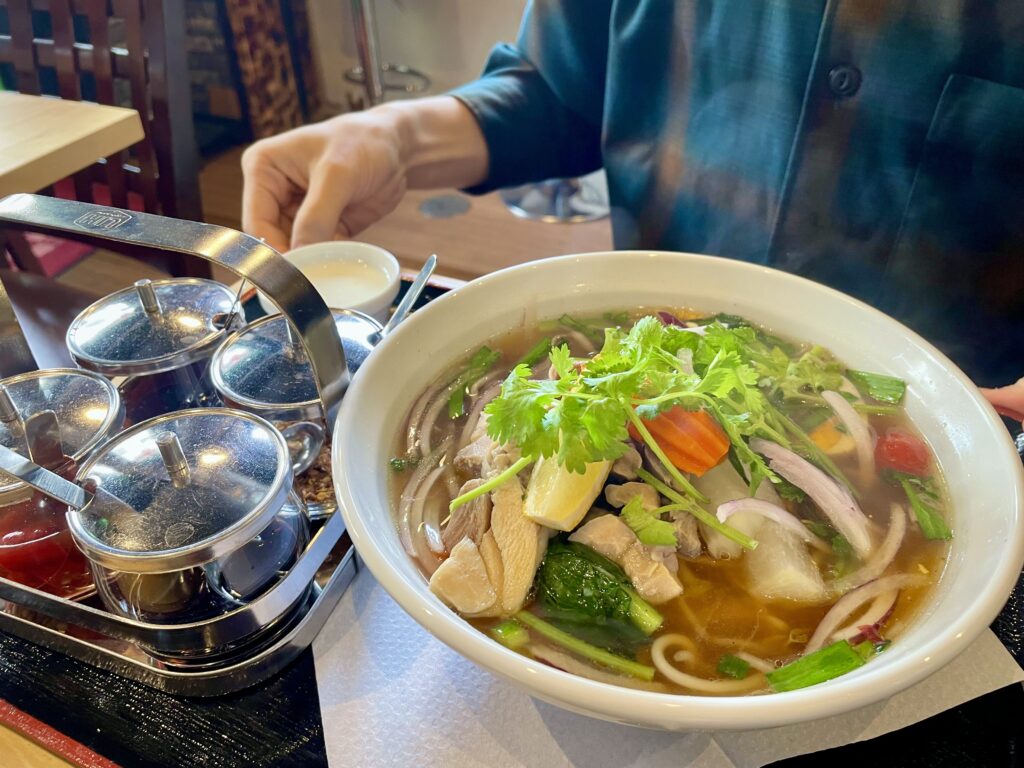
374, 254, 437, 342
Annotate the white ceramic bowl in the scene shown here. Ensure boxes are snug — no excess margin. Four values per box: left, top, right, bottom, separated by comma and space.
257, 241, 400, 322
332, 251, 1024, 731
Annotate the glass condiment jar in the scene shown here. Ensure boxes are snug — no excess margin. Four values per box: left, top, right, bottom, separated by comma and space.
65, 278, 244, 424
210, 309, 381, 518
67, 408, 309, 624
0, 369, 124, 598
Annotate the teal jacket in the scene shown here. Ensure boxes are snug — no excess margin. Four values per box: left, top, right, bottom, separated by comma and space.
453, 1, 1024, 385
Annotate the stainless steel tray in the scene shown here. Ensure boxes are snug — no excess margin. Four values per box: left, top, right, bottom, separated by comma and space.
0, 531, 357, 696
0, 195, 360, 695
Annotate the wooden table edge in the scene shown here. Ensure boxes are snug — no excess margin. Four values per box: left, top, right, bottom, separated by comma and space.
0, 699, 120, 768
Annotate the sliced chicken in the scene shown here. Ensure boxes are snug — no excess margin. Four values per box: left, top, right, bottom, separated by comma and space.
429, 538, 498, 614
604, 482, 660, 511
454, 433, 493, 476
490, 472, 547, 613
441, 479, 491, 553
569, 515, 683, 604
611, 445, 642, 480
744, 521, 828, 603
669, 510, 702, 558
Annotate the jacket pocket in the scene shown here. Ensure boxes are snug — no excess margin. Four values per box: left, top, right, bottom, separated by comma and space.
879, 75, 1024, 384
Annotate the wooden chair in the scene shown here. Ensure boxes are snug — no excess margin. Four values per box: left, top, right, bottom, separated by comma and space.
0, 0, 209, 277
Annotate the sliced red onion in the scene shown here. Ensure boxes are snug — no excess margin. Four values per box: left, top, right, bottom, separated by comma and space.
822, 390, 875, 486
416, 465, 449, 554
460, 380, 501, 449
658, 311, 686, 327
750, 438, 874, 559
805, 574, 927, 654
717, 499, 830, 552
835, 503, 906, 591
398, 436, 452, 575
831, 589, 898, 642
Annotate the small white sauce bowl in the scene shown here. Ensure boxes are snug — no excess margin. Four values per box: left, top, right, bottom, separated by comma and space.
258, 241, 401, 322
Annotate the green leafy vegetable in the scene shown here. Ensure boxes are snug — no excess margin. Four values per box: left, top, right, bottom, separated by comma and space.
847, 369, 907, 405
535, 540, 663, 636
892, 472, 953, 540
516, 336, 555, 367
447, 346, 502, 419
620, 496, 677, 547
766, 640, 878, 692
802, 520, 857, 576
490, 620, 530, 650
717, 654, 751, 680
515, 611, 656, 680
547, 617, 649, 656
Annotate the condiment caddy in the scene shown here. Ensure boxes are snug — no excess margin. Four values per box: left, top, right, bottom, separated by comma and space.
0, 194, 369, 695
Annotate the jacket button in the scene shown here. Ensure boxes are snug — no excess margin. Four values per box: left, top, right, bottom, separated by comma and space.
827, 64, 862, 98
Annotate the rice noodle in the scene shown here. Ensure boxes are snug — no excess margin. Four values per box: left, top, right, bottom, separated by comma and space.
716, 499, 830, 552
749, 438, 875, 559
734, 651, 776, 675
822, 390, 875, 487
830, 589, 899, 642
529, 644, 668, 692
834, 503, 907, 591
805, 574, 926, 654
651, 634, 767, 694
398, 436, 452, 575
468, 369, 501, 397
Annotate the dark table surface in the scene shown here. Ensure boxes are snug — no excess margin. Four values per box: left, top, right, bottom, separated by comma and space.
0, 278, 1021, 768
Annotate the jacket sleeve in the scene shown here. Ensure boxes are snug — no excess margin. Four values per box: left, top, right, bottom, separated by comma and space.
449, 0, 611, 193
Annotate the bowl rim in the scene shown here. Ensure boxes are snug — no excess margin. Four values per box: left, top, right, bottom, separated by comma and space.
332, 249, 1024, 729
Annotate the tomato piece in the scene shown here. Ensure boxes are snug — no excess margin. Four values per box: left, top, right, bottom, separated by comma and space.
874, 430, 931, 476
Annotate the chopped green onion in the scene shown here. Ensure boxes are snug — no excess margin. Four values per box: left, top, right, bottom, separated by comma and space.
899, 477, 953, 540
717, 654, 751, 680
637, 468, 758, 551
447, 346, 502, 419
620, 497, 677, 547
516, 336, 554, 367
389, 457, 419, 472
846, 370, 907, 405
490, 620, 530, 650
766, 640, 878, 692
515, 611, 655, 680
852, 402, 901, 416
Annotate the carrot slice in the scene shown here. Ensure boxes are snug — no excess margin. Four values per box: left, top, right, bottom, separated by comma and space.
628, 407, 729, 476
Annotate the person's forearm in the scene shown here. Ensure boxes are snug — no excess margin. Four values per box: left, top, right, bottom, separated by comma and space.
375, 96, 490, 190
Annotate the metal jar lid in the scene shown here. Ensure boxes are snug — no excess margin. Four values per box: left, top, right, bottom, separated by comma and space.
0, 368, 123, 505
68, 408, 292, 574
210, 309, 382, 422
66, 278, 242, 376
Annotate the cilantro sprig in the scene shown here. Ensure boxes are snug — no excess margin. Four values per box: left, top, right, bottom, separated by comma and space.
448, 315, 861, 544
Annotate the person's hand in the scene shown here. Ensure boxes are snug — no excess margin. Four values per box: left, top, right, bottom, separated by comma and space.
241, 97, 489, 253
980, 378, 1024, 426
242, 109, 407, 252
